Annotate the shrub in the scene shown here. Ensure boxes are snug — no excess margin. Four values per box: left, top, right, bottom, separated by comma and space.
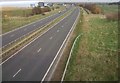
51, 7, 54, 10
56, 6, 60, 9
78, 4, 84, 7
42, 13, 45, 15
32, 7, 42, 15
83, 4, 102, 14
91, 5, 102, 14
41, 6, 51, 12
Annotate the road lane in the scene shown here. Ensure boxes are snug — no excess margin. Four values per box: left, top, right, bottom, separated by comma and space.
2, 6, 72, 47
2, 7, 80, 81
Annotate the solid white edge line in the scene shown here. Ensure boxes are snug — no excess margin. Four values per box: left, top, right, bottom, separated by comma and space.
1, 8, 68, 48
49, 37, 53, 40
57, 30, 59, 32
1, 9, 64, 36
0, 9, 71, 66
2, 21, 49, 48
61, 34, 82, 82
61, 8, 80, 82
1, 14, 53, 36
13, 69, 21, 77
41, 7, 80, 82
46, 8, 80, 81
1, 8, 71, 50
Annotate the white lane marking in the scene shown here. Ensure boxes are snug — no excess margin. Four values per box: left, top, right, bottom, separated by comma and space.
41, 8, 80, 82
10, 34, 14, 37
0, 9, 71, 66
57, 30, 59, 32
1, 11, 60, 36
33, 25, 36, 26
24, 28, 27, 31
13, 69, 21, 77
61, 26, 64, 27
61, 8, 80, 82
37, 48, 42, 53
49, 37, 53, 40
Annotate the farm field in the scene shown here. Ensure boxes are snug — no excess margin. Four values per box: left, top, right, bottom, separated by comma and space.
64, 4, 118, 81
2, 7, 31, 11
2, 7, 32, 17
2, 6, 65, 33
99, 4, 118, 14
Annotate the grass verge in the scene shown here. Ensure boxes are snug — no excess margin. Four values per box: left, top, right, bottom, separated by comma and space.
50, 7, 83, 81
64, 7, 118, 81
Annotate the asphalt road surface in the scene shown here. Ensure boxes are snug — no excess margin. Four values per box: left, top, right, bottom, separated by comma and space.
2, 7, 80, 81
2, 6, 72, 47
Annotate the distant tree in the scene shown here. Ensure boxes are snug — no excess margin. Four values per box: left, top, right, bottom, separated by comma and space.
83, 4, 102, 14
32, 7, 42, 15
41, 6, 51, 12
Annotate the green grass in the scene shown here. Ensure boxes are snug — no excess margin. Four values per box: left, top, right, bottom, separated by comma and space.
88, 18, 118, 52
99, 4, 118, 14
86, 17, 118, 81
64, 35, 82, 81
64, 8, 83, 81
64, 8, 118, 81
2, 6, 65, 33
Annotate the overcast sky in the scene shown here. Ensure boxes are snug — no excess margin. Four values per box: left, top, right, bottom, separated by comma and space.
0, 0, 119, 7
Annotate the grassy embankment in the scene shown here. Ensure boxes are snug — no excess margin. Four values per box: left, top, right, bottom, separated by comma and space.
64, 5, 118, 81
2, 5, 65, 33
50, 7, 83, 81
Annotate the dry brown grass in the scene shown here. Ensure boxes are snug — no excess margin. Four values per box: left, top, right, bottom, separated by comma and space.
106, 12, 120, 20
2, 7, 31, 11
51, 8, 83, 81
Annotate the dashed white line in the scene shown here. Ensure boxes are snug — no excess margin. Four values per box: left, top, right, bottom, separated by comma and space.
57, 30, 59, 32
33, 25, 36, 26
24, 28, 27, 31
37, 48, 42, 53
10, 34, 14, 37
1, 12, 59, 36
61, 26, 64, 27
41, 8, 80, 82
49, 37, 53, 40
0, 9, 70, 66
13, 69, 21, 77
